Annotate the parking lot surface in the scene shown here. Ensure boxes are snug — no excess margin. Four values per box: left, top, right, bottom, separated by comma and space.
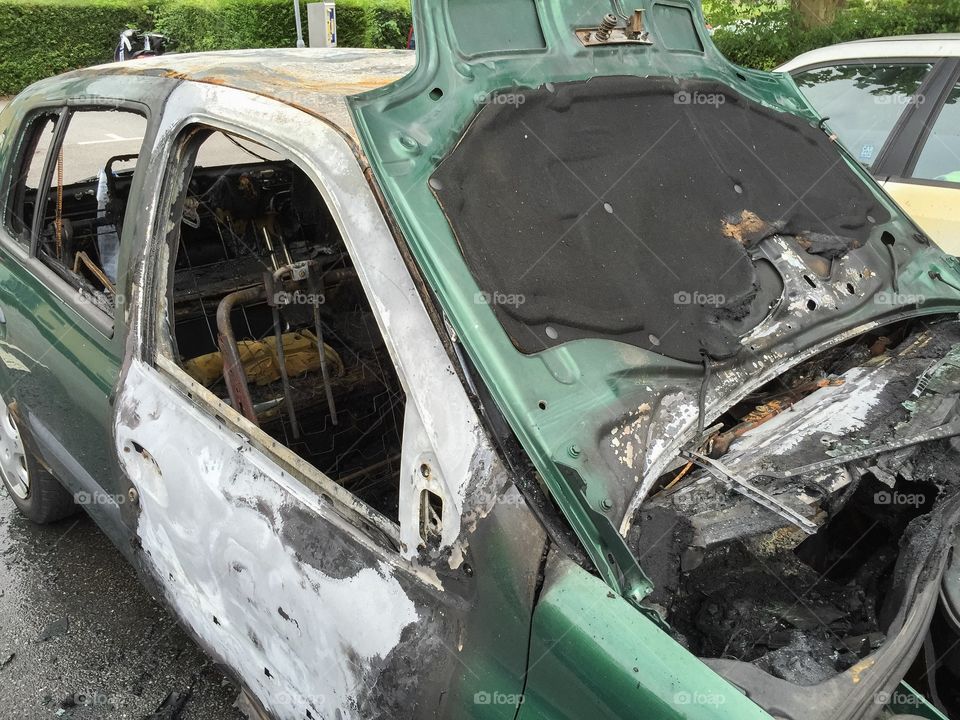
0, 483, 245, 719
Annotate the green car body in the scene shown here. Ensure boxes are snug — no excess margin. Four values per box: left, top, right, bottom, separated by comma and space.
0, 1, 957, 719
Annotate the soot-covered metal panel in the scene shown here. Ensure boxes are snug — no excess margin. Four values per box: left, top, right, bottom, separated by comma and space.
430, 76, 890, 362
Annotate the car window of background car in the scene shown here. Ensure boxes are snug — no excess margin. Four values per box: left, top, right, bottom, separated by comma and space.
3, 112, 59, 243
792, 62, 933, 168
34, 108, 147, 319
911, 81, 960, 185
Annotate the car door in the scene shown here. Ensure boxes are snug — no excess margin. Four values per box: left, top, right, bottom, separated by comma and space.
881, 68, 960, 253
113, 81, 545, 720
0, 85, 159, 544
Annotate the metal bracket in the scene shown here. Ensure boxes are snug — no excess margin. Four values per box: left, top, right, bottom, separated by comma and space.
576, 10, 651, 46
287, 260, 311, 281
682, 451, 819, 535
555, 464, 666, 628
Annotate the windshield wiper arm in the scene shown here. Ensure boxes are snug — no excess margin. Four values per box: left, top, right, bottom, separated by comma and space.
681, 450, 818, 535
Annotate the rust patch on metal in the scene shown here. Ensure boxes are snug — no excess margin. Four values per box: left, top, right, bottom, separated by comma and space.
710, 378, 845, 455
83, 48, 415, 143
162, 68, 398, 95
797, 232, 864, 252
721, 210, 773, 246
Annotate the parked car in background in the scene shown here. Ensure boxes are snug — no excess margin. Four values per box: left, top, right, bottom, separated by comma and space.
778, 35, 960, 253
5, 3, 960, 719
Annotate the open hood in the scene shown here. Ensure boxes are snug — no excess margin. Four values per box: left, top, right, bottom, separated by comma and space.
350, 5, 960, 715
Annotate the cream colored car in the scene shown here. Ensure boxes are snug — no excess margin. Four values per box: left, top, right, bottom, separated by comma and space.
779, 35, 960, 253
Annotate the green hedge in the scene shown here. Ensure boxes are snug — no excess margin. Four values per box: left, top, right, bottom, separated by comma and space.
333, 0, 409, 48
152, 0, 310, 51
0, 0, 153, 95
0, 0, 411, 96
151, 0, 410, 53
707, 0, 960, 70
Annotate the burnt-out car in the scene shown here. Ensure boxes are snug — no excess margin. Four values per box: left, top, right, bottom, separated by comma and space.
1, 1, 960, 719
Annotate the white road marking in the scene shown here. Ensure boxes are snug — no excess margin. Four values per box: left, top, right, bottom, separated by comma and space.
76, 135, 144, 146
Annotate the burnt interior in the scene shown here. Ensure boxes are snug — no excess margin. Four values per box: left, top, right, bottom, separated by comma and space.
431, 76, 891, 362
164, 132, 405, 521
22, 153, 138, 315
632, 317, 960, 688
2, 109, 149, 316
34, 175, 133, 298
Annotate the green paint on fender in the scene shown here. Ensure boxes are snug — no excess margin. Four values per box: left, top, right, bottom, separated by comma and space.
516, 556, 773, 720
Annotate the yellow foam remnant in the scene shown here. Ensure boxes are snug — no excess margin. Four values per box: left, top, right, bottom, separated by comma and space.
849, 657, 875, 684
183, 330, 343, 387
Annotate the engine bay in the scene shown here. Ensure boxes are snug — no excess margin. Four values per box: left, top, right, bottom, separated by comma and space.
630, 316, 960, 696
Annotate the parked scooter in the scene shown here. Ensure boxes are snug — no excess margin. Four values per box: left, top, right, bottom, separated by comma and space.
114, 29, 171, 61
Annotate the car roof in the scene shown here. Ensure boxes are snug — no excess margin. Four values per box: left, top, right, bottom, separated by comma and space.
776, 33, 960, 72
71, 48, 416, 141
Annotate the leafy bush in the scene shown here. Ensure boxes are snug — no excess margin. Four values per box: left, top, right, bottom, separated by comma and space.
706, 0, 960, 70
362, 0, 410, 48
334, 1, 367, 47
152, 0, 309, 51
152, 0, 411, 52
0, 0, 412, 95
0, 0, 153, 95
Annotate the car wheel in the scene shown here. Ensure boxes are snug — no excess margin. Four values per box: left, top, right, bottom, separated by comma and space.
0, 398, 76, 523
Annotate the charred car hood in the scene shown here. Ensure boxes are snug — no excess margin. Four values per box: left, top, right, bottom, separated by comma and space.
350, 4, 960, 713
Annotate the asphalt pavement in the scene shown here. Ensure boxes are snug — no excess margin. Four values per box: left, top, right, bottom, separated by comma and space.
0, 493, 246, 720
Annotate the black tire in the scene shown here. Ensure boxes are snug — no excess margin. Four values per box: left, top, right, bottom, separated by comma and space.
5, 453, 77, 524
0, 405, 77, 524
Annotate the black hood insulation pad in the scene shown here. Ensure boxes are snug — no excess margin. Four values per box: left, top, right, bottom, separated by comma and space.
430, 76, 890, 362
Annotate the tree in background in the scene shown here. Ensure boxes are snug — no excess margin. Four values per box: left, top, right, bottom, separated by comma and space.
793, 0, 846, 27
703, 0, 960, 70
